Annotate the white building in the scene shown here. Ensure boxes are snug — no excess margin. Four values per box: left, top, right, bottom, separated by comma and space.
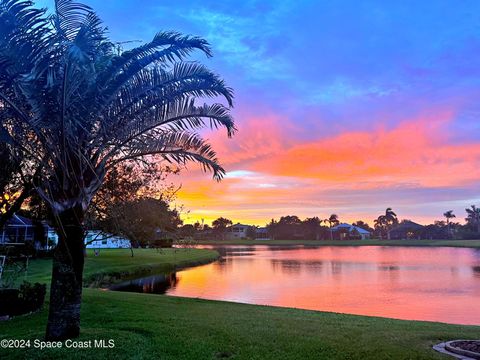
84, 231, 131, 249
226, 223, 251, 239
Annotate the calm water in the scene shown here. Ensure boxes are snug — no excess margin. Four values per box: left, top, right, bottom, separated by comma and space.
111, 245, 480, 325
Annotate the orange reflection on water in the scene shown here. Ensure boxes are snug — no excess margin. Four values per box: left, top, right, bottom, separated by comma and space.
166, 246, 480, 325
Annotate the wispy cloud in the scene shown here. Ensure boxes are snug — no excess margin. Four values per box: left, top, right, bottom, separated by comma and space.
179, 6, 293, 81
308, 78, 396, 104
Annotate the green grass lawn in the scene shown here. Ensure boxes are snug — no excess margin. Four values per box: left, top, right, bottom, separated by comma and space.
1, 290, 480, 359
199, 238, 480, 248
16, 248, 220, 286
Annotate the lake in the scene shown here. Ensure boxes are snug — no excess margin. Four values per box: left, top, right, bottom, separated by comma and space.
110, 245, 480, 325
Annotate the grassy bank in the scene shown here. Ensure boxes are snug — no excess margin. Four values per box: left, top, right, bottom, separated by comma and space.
1, 290, 480, 359
17, 248, 220, 286
199, 238, 480, 248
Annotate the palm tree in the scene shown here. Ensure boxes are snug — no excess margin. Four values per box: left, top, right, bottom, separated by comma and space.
324, 214, 339, 240
374, 215, 386, 239
374, 208, 397, 240
443, 210, 455, 238
383, 208, 398, 240
465, 205, 480, 233
212, 217, 233, 240
0, 0, 235, 340
303, 217, 322, 240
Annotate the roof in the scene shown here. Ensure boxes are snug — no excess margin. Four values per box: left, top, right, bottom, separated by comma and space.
230, 223, 251, 228
331, 223, 371, 234
391, 220, 424, 232
6, 214, 33, 227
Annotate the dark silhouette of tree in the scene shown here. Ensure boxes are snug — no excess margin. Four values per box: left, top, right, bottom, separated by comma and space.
324, 214, 339, 240
0, 0, 234, 340
245, 225, 257, 240
352, 220, 373, 233
465, 205, 480, 233
0, 143, 38, 229
97, 197, 182, 248
303, 217, 322, 240
374, 215, 386, 239
443, 210, 455, 239
212, 217, 233, 240
382, 208, 398, 240
266, 219, 278, 240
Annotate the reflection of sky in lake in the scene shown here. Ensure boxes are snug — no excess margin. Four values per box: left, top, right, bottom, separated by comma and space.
164, 246, 480, 325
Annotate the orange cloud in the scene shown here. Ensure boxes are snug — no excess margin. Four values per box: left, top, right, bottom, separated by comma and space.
249, 112, 480, 187
175, 110, 480, 226
206, 114, 295, 166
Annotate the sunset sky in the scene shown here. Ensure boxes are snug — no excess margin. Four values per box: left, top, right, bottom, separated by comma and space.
42, 0, 480, 226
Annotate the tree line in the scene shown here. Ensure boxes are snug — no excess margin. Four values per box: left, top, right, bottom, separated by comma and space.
197, 206, 480, 241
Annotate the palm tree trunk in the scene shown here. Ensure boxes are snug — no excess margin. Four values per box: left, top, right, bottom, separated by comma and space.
45, 206, 85, 340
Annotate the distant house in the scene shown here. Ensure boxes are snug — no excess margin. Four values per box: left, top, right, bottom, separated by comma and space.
331, 223, 371, 240
389, 220, 424, 240
226, 223, 251, 240
84, 231, 131, 249
255, 227, 270, 240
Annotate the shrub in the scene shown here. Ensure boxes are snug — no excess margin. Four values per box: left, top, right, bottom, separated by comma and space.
0, 282, 46, 317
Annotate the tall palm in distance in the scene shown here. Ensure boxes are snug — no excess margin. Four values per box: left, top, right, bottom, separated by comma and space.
443, 210, 455, 239
374, 216, 386, 239
0, 0, 235, 340
465, 205, 480, 233
374, 208, 398, 240
384, 207, 398, 240
324, 214, 339, 240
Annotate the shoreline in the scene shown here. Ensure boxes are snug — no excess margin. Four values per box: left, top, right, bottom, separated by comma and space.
197, 238, 480, 248
85, 249, 221, 288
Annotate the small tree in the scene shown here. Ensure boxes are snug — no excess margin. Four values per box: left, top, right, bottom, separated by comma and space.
376, 208, 398, 240
245, 225, 257, 240
324, 214, 339, 241
97, 197, 182, 248
443, 210, 456, 239
212, 217, 233, 240
465, 206, 480, 233
302, 217, 322, 240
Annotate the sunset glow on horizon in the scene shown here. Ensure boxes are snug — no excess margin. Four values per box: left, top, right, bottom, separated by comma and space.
39, 0, 480, 226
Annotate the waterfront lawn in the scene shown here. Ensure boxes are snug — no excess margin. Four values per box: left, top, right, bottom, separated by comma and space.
199, 238, 480, 248
1, 290, 480, 359
17, 248, 219, 286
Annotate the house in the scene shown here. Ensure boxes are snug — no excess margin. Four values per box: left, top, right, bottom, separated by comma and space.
331, 223, 371, 240
0, 215, 34, 245
84, 231, 131, 249
255, 227, 270, 240
389, 220, 424, 240
0, 215, 55, 250
0, 215, 131, 249
226, 223, 251, 240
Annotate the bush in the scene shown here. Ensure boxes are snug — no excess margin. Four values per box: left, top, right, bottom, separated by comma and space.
0, 282, 46, 317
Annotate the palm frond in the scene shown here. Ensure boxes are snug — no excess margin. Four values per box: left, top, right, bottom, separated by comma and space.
95, 32, 213, 108
112, 131, 225, 180
53, 0, 93, 40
